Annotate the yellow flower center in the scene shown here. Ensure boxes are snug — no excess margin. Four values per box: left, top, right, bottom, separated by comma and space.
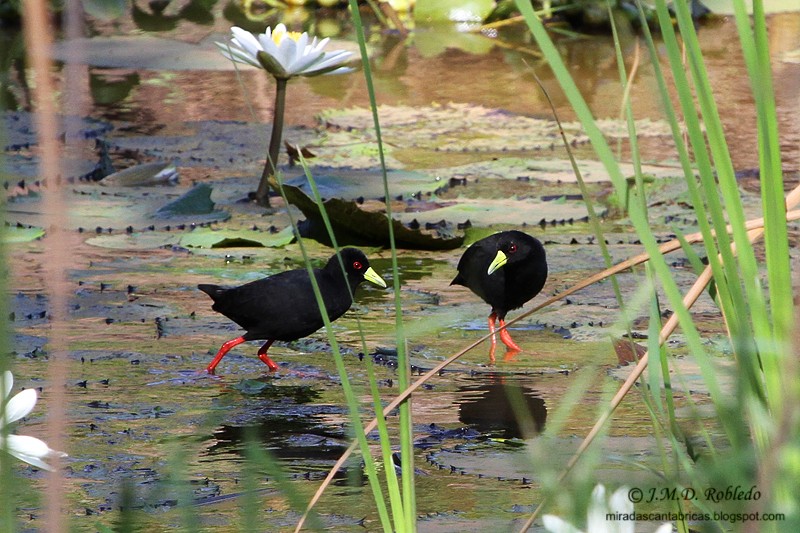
272, 26, 303, 45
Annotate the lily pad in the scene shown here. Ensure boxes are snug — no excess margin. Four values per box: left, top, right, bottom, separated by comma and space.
2, 224, 45, 243
427, 157, 684, 184
179, 226, 295, 249
279, 181, 464, 250
414, 0, 495, 22
100, 162, 178, 187
154, 183, 224, 219
317, 103, 674, 154
282, 168, 442, 200
6, 185, 230, 231
395, 196, 593, 227
84, 231, 180, 250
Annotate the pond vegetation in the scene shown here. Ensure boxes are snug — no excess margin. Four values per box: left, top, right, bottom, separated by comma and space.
1, 0, 799, 532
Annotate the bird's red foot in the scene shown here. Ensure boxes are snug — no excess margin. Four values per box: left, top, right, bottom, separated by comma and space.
206, 336, 247, 374
257, 340, 279, 372
487, 313, 500, 365
498, 319, 522, 353
258, 353, 279, 372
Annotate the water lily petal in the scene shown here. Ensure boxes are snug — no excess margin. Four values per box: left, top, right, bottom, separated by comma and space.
286, 32, 311, 72
3, 434, 65, 471
257, 32, 283, 64
230, 27, 262, 59
271, 24, 288, 44
276, 39, 299, 74
609, 487, 633, 516
2, 371, 12, 399
215, 43, 261, 67
3, 388, 37, 424
289, 52, 327, 77
586, 484, 611, 533
542, 514, 584, 533
309, 36, 331, 55
6, 434, 50, 457
300, 51, 354, 77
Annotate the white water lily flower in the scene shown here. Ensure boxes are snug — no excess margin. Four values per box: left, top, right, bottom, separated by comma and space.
216, 24, 354, 80
543, 484, 672, 533
1, 371, 67, 471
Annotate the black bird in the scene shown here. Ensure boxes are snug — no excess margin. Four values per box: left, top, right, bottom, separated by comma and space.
199, 248, 387, 373
451, 231, 547, 362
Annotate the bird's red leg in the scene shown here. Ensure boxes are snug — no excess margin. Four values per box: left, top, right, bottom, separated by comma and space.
498, 318, 522, 353
488, 313, 498, 364
206, 336, 246, 374
257, 340, 279, 372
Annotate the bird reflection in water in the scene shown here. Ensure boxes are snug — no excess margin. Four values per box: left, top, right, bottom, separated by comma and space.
456, 374, 546, 439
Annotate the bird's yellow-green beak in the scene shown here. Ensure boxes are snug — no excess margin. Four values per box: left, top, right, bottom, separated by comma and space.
487, 250, 508, 276
364, 267, 387, 288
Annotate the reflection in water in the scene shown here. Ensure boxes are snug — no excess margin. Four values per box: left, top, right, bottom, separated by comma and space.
132, 0, 217, 32
90, 71, 140, 106
208, 413, 347, 461
206, 382, 348, 463
456, 374, 546, 439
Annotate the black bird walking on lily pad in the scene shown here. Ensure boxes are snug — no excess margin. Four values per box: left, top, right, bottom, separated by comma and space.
451, 231, 547, 363
199, 248, 386, 373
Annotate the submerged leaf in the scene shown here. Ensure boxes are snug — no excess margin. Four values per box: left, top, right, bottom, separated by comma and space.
278, 181, 464, 250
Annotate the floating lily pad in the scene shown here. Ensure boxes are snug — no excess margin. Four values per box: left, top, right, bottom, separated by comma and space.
84, 231, 180, 250
2, 224, 45, 243
425, 157, 684, 184
282, 168, 442, 200
100, 162, 178, 187
6, 184, 230, 231
179, 226, 295, 249
317, 103, 674, 154
395, 197, 593, 227
154, 183, 225, 220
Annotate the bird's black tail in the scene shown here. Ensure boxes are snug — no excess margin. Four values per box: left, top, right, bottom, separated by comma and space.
198, 284, 224, 301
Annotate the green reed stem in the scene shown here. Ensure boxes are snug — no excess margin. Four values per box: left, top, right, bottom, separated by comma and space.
348, 1, 416, 529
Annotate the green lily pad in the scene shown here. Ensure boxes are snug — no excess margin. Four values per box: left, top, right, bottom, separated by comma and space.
100, 162, 178, 187
283, 168, 442, 200
414, 0, 495, 22
179, 226, 295, 249
395, 197, 593, 227
2, 225, 45, 243
427, 157, 684, 184
154, 183, 226, 220
317, 104, 674, 154
85, 232, 180, 250
412, 23, 495, 58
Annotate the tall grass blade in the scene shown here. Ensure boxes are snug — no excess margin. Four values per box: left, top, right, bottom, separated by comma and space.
271, 179, 394, 533
347, 1, 416, 529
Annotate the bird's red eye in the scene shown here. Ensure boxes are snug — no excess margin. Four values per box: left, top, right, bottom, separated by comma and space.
508, 243, 518, 254
353, 261, 363, 270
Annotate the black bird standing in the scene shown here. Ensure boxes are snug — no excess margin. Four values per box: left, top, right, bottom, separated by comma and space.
199, 248, 387, 373
451, 231, 547, 362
